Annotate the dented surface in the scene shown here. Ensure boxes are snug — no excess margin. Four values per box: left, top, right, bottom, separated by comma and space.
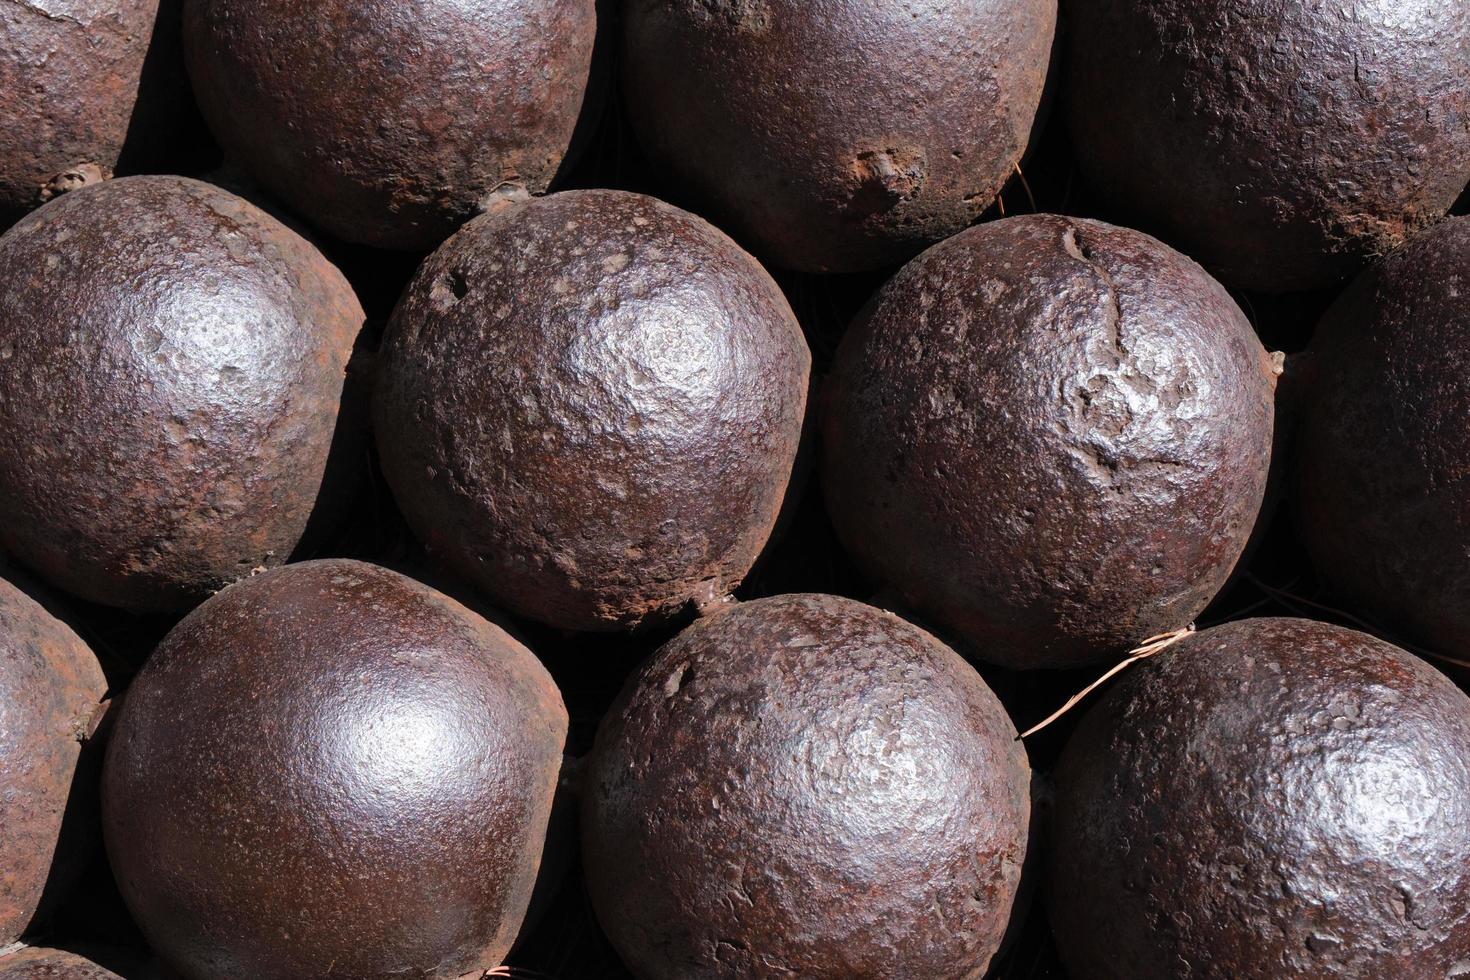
1066, 0, 1470, 292
0, 176, 364, 612
1049, 618, 1470, 979
1295, 216, 1470, 656
184, 0, 597, 250
0, 577, 107, 945
101, 560, 569, 980
582, 593, 1031, 979
375, 190, 811, 632
823, 215, 1277, 669
622, 0, 1057, 273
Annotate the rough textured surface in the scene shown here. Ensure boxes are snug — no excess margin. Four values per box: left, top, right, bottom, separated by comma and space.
1066, 0, 1470, 292
1295, 216, 1470, 657
622, 0, 1057, 273
1048, 617, 1470, 979
376, 190, 810, 632
0, 578, 107, 945
102, 559, 568, 980
184, 0, 597, 250
0, 175, 365, 613
0, 947, 131, 979
824, 215, 1278, 669
0, 0, 194, 226
583, 593, 1031, 980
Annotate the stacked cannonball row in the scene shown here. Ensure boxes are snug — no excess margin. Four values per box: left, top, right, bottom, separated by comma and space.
0, 1, 1467, 979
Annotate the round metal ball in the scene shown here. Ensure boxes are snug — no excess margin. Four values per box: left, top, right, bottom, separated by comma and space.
1048, 617, 1470, 978
1294, 215, 1470, 656
0, 577, 107, 945
375, 190, 810, 632
184, 0, 598, 250
102, 559, 568, 980
823, 214, 1277, 669
1065, 0, 1470, 292
622, 0, 1057, 273
0, 175, 364, 612
0, 0, 196, 225
0, 947, 133, 980
583, 593, 1031, 979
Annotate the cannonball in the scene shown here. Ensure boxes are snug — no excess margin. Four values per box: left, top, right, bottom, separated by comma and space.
101, 559, 568, 980
375, 190, 810, 632
582, 593, 1031, 979
0, 0, 196, 225
0, 577, 107, 945
1065, 0, 1470, 292
0, 946, 135, 980
1295, 215, 1470, 656
823, 214, 1278, 669
622, 0, 1057, 273
1048, 617, 1470, 978
183, 0, 598, 250
0, 175, 364, 612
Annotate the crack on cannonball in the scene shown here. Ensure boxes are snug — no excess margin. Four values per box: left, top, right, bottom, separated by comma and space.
1063, 224, 1125, 364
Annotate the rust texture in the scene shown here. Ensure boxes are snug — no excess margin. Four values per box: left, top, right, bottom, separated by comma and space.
823, 214, 1278, 669
1048, 617, 1470, 978
101, 559, 568, 980
375, 190, 811, 632
0, 946, 133, 979
582, 593, 1031, 979
0, 577, 107, 945
1294, 216, 1470, 656
622, 0, 1057, 273
0, 0, 195, 226
0, 175, 365, 613
1066, 0, 1470, 292
183, 0, 598, 250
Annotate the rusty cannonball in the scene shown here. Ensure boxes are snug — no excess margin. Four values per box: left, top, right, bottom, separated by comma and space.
1048, 617, 1470, 978
1066, 0, 1470, 292
582, 593, 1031, 979
0, 577, 107, 946
0, 0, 197, 226
375, 190, 810, 632
101, 559, 568, 980
183, 0, 597, 250
0, 175, 364, 613
1295, 216, 1470, 657
0, 947, 135, 980
621, 0, 1057, 273
823, 214, 1279, 670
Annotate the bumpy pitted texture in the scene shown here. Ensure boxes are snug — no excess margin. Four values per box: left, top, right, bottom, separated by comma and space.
376, 190, 811, 632
583, 594, 1031, 979
0, 0, 189, 224
102, 559, 568, 980
0, 176, 364, 612
824, 215, 1278, 669
622, 0, 1056, 273
184, 0, 596, 250
0, 578, 107, 945
0, 947, 129, 979
1066, 0, 1470, 292
1295, 216, 1470, 656
1048, 618, 1470, 979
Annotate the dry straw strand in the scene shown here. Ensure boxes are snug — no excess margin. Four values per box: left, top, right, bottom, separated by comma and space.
1019, 625, 1197, 739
